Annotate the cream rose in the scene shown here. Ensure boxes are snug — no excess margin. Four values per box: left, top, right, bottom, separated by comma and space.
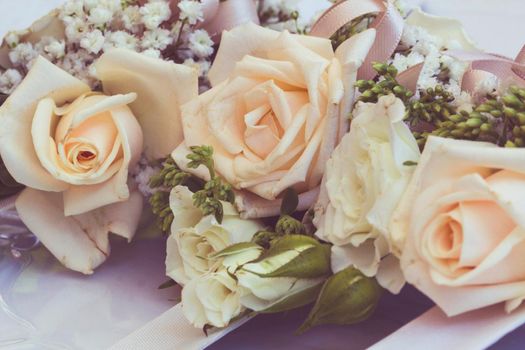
182, 269, 244, 328
0, 50, 198, 274
173, 23, 377, 218
166, 186, 263, 285
391, 136, 525, 316
314, 95, 420, 293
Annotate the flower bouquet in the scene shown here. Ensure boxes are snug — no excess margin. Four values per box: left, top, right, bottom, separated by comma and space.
1, 0, 525, 349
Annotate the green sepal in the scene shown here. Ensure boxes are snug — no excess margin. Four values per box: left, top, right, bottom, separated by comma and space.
244, 235, 331, 279
211, 242, 262, 259
297, 267, 382, 334
280, 188, 299, 216
259, 281, 324, 314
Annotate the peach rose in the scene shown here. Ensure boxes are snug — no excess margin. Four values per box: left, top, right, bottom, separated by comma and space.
173, 23, 377, 218
391, 136, 525, 316
0, 50, 197, 274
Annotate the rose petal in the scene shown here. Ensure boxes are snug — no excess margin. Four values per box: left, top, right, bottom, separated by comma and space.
0, 56, 90, 191
96, 49, 198, 160
16, 188, 142, 274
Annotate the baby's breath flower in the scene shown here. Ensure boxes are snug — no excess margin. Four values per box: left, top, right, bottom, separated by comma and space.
140, 0, 171, 30
64, 16, 90, 42
104, 31, 138, 51
4, 32, 20, 48
60, 0, 84, 17
141, 28, 173, 50
8, 42, 38, 66
188, 29, 213, 58
121, 5, 142, 32
183, 58, 210, 76
80, 29, 105, 54
141, 48, 162, 58
88, 6, 113, 26
38, 37, 66, 60
178, 0, 204, 25
0, 69, 23, 94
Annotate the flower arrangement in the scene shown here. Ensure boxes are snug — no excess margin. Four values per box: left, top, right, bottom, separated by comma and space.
2, 0, 525, 348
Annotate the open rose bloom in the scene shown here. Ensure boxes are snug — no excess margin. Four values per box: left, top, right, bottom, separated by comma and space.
391, 136, 525, 316
0, 50, 197, 274
173, 23, 377, 218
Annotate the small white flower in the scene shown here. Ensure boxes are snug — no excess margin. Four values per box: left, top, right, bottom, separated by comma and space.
104, 31, 138, 51
61, 0, 85, 17
80, 29, 105, 54
141, 48, 161, 59
121, 5, 142, 32
0, 69, 23, 94
4, 32, 19, 48
44, 38, 66, 60
8, 42, 38, 66
183, 58, 210, 76
64, 16, 90, 42
188, 29, 214, 58
88, 6, 113, 26
141, 29, 173, 50
140, 0, 171, 30
82, 0, 100, 11
475, 74, 499, 96
178, 0, 204, 25
454, 91, 474, 112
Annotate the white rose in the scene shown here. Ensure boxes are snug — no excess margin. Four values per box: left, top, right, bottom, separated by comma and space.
166, 186, 263, 285
391, 136, 525, 316
182, 269, 244, 328
314, 95, 420, 293
1, 50, 197, 274
173, 23, 377, 218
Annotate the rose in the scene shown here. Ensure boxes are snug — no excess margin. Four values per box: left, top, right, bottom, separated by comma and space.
0, 49, 198, 274
182, 269, 243, 328
314, 95, 420, 293
391, 136, 525, 316
172, 23, 377, 218
166, 186, 263, 285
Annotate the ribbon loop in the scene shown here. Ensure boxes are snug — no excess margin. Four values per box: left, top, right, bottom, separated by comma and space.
310, 0, 404, 81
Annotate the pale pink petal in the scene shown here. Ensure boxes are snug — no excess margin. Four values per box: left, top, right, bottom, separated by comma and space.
96, 49, 198, 160
16, 188, 142, 274
0, 56, 89, 191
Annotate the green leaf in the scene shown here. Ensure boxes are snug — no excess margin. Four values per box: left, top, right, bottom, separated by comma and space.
280, 188, 299, 216
297, 267, 382, 334
244, 235, 331, 279
259, 281, 324, 314
158, 279, 178, 290
211, 242, 262, 259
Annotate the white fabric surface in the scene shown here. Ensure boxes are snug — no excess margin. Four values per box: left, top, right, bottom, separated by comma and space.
370, 305, 525, 350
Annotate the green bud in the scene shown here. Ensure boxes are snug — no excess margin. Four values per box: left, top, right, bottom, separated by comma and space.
475, 103, 493, 113
505, 140, 517, 148
252, 230, 279, 249
297, 268, 382, 334
466, 118, 483, 128
515, 138, 524, 147
480, 123, 492, 132
276, 215, 306, 235
243, 235, 331, 279
503, 93, 524, 109
491, 110, 503, 118
450, 129, 464, 138
517, 112, 525, 125
504, 107, 517, 118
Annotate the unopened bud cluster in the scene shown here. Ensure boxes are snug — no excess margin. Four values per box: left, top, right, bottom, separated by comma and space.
356, 63, 413, 104
330, 13, 376, 49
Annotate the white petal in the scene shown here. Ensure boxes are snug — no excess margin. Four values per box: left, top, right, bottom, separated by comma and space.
16, 188, 142, 274
96, 49, 198, 160
0, 56, 90, 191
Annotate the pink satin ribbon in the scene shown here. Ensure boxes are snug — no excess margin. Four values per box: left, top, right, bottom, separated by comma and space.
310, 0, 404, 81
447, 47, 525, 93
170, 0, 259, 42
